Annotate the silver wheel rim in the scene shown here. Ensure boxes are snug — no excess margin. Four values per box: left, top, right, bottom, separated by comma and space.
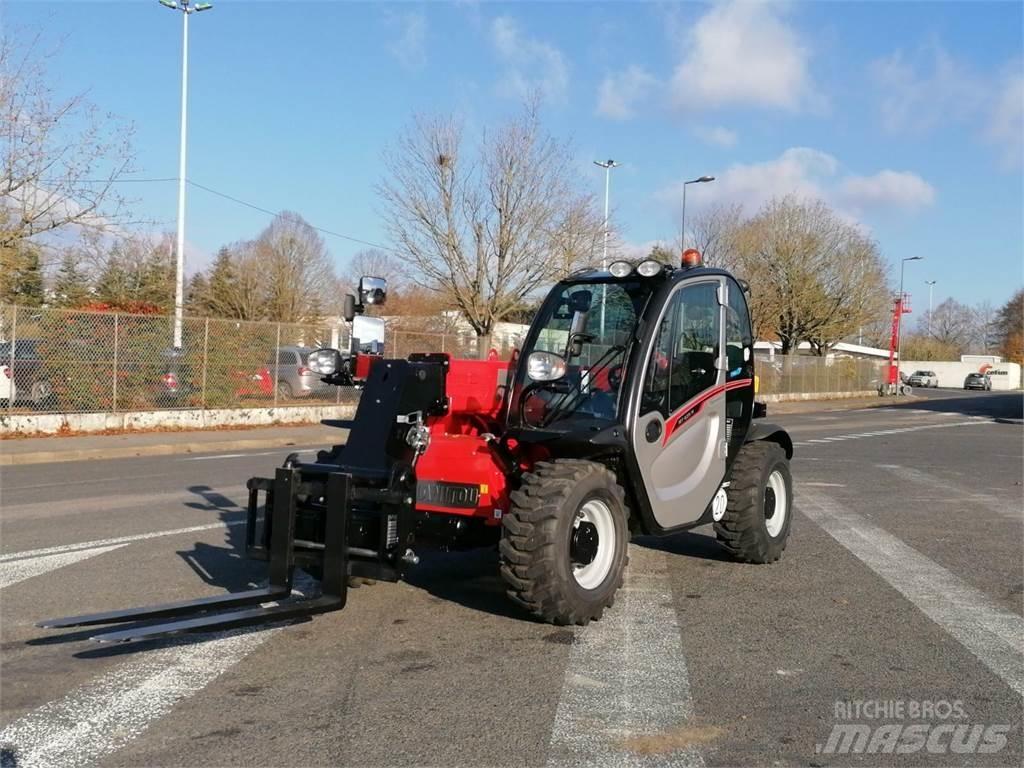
572, 499, 616, 590
765, 470, 787, 538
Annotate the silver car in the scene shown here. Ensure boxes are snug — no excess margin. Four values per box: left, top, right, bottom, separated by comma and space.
907, 370, 938, 388
267, 346, 328, 399
963, 372, 992, 391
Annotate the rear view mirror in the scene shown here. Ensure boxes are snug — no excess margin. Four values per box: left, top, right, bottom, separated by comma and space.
351, 315, 386, 356
359, 276, 388, 306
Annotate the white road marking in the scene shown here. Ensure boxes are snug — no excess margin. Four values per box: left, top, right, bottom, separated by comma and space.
0, 544, 128, 589
179, 449, 315, 462
0, 628, 278, 767
794, 419, 994, 449
546, 546, 702, 767
0, 521, 245, 564
0, 570, 318, 767
2, 484, 247, 521
800, 488, 1024, 697
876, 464, 1022, 522
804, 482, 845, 487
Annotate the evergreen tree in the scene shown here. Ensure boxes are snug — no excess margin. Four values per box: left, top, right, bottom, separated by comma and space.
51, 251, 92, 308
0, 243, 44, 306
205, 246, 240, 317
186, 272, 210, 314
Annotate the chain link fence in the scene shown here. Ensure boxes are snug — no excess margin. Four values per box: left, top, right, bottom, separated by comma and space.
0, 305, 523, 416
1, 304, 883, 415
755, 354, 885, 396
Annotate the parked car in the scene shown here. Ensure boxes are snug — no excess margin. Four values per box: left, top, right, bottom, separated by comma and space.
266, 346, 327, 399
963, 372, 992, 391
0, 340, 55, 408
234, 366, 273, 399
907, 370, 939, 388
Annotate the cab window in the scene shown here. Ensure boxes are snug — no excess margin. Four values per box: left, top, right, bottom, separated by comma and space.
725, 280, 752, 381
642, 282, 721, 417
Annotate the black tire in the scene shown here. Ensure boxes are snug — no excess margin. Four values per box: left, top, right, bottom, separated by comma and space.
715, 441, 792, 563
499, 459, 629, 626
276, 380, 293, 400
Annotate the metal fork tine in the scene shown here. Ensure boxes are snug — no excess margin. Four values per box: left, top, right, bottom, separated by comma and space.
90, 595, 343, 643
37, 586, 291, 628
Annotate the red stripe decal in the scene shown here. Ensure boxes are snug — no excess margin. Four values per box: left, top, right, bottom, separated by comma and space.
662, 378, 753, 445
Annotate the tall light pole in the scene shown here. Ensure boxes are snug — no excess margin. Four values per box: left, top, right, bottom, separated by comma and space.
681, 175, 714, 250
593, 160, 619, 338
593, 160, 620, 270
896, 256, 922, 387
925, 280, 936, 336
160, 0, 213, 349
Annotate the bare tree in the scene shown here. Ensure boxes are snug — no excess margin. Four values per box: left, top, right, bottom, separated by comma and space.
256, 212, 335, 323
687, 202, 744, 270
923, 298, 975, 353
377, 105, 602, 351
971, 300, 999, 353
1, 34, 136, 259
732, 197, 889, 355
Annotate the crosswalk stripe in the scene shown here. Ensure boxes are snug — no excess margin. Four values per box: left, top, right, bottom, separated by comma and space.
876, 464, 1021, 521
546, 546, 703, 767
799, 488, 1024, 697
0, 544, 128, 589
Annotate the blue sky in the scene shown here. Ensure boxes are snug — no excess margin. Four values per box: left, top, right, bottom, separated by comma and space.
7, 0, 1024, 310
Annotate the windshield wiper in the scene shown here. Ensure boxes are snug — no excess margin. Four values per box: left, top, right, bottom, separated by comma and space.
540, 344, 625, 428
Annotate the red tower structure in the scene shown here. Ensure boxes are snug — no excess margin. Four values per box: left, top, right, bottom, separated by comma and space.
887, 292, 912, 385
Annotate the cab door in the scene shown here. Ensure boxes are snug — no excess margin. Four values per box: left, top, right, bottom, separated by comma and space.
631, 279, 726, 529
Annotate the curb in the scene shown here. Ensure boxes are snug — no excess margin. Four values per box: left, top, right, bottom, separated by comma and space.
0, 434, 345, 467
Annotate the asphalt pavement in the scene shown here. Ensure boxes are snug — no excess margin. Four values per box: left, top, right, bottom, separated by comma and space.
1, 388, 1021, 767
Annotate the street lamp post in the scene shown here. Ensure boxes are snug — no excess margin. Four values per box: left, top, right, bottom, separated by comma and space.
925, 280, 936, 336
593, 159, 619, 338
593, 160, 620, 270
159, 0, 213, 349
896, 256, 923, 388
681, 175, 715, 250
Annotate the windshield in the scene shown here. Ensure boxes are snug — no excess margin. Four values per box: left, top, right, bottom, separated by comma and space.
520, 280, 650, 428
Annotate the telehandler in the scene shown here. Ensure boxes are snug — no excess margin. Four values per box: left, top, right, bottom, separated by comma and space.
41, 250, 793, 642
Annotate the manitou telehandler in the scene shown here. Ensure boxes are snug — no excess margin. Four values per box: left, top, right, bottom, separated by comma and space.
41, 250, 794, 642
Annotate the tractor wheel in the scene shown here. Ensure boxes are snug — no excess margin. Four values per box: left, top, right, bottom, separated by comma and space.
715, 441, 792, 564
499, 459, 629, 626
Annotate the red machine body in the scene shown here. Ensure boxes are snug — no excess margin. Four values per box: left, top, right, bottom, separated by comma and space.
357, 354, 520, 526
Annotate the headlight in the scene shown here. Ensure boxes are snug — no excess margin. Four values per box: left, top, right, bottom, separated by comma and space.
307, 348, 340, 375
608, 260, 633, 278
636, 259, 664, 277
527, 351, 567, 382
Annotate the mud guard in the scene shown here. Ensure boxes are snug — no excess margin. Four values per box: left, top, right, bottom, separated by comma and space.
744, 421, 793, 459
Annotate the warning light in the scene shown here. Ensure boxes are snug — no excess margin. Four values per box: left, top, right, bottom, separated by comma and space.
681, 248, 703, 269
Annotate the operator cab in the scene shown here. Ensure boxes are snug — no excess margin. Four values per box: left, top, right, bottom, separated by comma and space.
509, 251, 758, 533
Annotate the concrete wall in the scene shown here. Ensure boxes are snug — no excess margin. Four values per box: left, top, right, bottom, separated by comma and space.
0, 404, 357, 437
901, 361, 1022, 390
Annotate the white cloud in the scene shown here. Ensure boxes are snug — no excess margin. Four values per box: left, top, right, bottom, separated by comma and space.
596, 66, 658, 120
986, 70, 1024, 169
386, 11, 428, 71
693, 125, 738, 147
669, 1, 818, 112
491, 16, 569, 103
658, 148, 934, 222
839, 171, 935, 211
870, 44, 983, 134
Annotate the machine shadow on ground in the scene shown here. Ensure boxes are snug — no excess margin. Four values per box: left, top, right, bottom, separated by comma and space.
177, 485, 263, 593
634, 528, 734, 563
402, 547, 531, 622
